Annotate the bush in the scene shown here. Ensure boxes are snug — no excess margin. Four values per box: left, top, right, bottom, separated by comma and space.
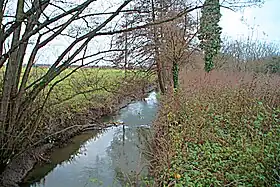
216, 36, 280, 74
150, 70, 280, 186
265, 56, 280, 75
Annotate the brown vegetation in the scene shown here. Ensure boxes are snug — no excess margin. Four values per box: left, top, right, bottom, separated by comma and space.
0, 75, 154, 187
149, 70, 280, 186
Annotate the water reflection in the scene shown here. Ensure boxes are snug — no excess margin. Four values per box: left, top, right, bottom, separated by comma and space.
106, 126, 152, 186
21, 91, 157, 187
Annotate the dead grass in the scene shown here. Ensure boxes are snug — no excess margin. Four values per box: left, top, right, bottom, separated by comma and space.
150, 70, 280, 186
179, 69, 280, 106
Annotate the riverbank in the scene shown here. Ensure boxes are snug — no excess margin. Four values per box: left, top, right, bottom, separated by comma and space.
20, 91, 158, 187
150, 70, 280, 186
0, 71, 155, 187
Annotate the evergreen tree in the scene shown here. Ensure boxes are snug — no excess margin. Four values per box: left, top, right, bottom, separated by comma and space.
198, 0, 222, 72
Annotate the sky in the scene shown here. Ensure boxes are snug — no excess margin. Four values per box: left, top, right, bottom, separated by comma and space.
18, 0, 280, 65
220, 0, 280, 43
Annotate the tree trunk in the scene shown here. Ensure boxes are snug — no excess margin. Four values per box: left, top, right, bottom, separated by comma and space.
0, 0, 24, 167
124, 18, 128, 78
172, 62, 179, 89
151, 0, 165, 94
0, 0, 4, 58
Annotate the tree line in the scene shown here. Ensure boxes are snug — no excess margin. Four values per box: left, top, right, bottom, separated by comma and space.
0, 0, 267, 174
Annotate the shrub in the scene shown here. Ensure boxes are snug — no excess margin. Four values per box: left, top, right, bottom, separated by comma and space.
150, 70, 280, 186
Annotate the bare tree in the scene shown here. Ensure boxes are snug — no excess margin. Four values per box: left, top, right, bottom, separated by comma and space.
0, 0, 135, 171
0, 0, 265, 172
218, 35, 280, 73
159, 13, 197, 92
110, 0, 200, 93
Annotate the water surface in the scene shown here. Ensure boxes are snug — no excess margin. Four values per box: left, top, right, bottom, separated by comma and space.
21, 91, 158, 187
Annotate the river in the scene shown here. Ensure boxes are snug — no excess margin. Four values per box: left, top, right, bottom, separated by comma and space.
20, 91, 158, 187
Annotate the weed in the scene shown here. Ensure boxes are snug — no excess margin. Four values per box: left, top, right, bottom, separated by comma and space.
150, 70, 280, 186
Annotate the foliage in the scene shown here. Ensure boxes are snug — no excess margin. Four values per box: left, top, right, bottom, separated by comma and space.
265, 56, 280, 74
198, 0, 222, 72
150, 70, 280, 186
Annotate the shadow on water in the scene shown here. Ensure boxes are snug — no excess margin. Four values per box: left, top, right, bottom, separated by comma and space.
20, 91, 158, 187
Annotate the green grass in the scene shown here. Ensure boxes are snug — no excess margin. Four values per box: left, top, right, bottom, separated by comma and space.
45, 68, 138, 110
0, 66, 155, 144
49, 68, 153, 112
1, 66, 154, 113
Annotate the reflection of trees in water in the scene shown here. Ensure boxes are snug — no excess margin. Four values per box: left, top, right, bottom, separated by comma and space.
21, 130, 103, 186
106, 125, 151, 186
82, 155, 110, 187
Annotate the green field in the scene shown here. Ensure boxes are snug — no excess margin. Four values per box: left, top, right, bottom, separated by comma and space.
1, 67, 153, 113
42, 68, 150, 111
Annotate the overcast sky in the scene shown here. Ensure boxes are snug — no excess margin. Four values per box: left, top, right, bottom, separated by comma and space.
220, 0, 280, 43
21, 0, 280, 65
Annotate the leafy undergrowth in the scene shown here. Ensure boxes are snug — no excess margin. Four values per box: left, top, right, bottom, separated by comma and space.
150, 71, 280, 186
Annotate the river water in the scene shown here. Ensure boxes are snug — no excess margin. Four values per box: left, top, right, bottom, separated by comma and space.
20, 91, 158, 187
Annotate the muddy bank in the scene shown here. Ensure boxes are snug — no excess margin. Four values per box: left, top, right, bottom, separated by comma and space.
0, 84, 156, 187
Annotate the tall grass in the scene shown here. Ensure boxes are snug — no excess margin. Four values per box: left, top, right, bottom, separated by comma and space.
150, 70, 280, 186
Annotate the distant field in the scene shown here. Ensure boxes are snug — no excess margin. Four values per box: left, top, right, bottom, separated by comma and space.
0, 66, 154, 113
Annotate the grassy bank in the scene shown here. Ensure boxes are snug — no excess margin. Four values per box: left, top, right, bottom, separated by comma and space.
36, 67, 154, 138
0, 66, 154, 166
0, 67, 155, 186
41, 67, 152, 134
150, 70, 280, 186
